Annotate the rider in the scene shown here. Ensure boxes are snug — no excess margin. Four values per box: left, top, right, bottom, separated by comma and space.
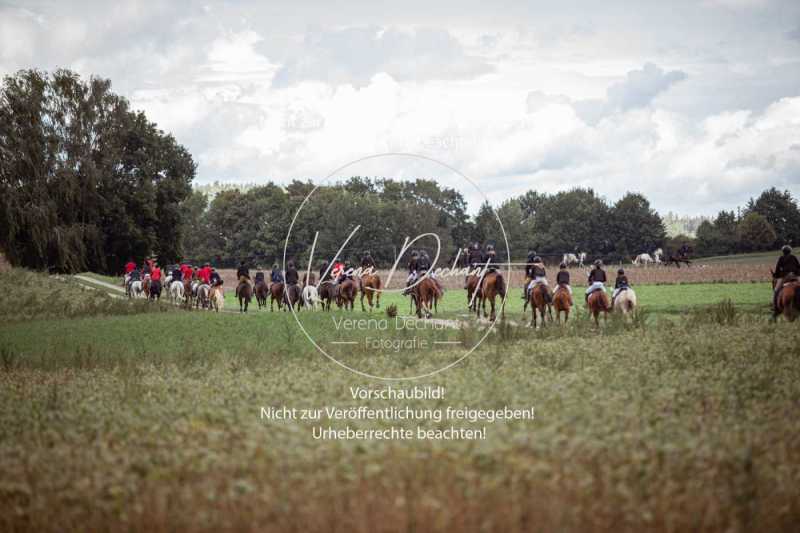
338, 261, 355, 283
319, 260, 332, 282
405, 250, 420, 292
172, 265, 183, 283
484, 244, 498, 273
198, 263, 211, 285
522, 249, 538, 299
270, 264, 284, 284
678, 242, 690, 258
464, 242, 484, 288
128, 266, 141, 293
254, 270, 265, 285
285, 260, 300, 286
611, 268, 630, 308
773, 245, 800, 313
417, 249, 443, 293
585, 260, 607, 302
554, 263, 573, 305
210, 267, 223, 287
236, 260, 251, 298
151, 265, 162, 282
526, 256, 550, 303
361, 251, 376, 270
125, 259, 136, 275
331, 261, 345, 281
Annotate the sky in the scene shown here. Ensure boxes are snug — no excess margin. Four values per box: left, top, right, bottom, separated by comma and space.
1, 0, 799, 215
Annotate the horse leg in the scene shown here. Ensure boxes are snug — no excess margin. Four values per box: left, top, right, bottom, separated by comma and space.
360, 290, 366, 312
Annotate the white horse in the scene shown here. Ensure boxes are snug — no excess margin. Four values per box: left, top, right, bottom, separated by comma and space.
129, 280, 144, 298
562, 253, 578, 266
633, 253, 653, 267
169, 280, 184, 303
302, 284, 320, 309
209, 285, 224, 312
613, 288, 637, 316
562, 252, 587, 267
195, 284, 211, 309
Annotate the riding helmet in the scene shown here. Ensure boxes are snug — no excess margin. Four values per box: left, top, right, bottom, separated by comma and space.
618, 268, 625, 274
594, 259, 603, 267
783, 245, 792, 255
533, 256, 542, 263
559, 263, 566, 269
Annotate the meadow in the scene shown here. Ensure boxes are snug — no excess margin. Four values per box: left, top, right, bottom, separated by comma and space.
0, 265, 798, 532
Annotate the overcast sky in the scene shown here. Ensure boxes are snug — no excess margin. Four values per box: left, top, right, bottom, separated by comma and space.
2, 0, 799, 214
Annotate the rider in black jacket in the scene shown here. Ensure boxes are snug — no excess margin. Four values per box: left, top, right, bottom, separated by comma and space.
773, 245, 800, 313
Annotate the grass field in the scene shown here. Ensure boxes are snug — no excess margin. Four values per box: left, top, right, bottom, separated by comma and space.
1, 266, 798, 532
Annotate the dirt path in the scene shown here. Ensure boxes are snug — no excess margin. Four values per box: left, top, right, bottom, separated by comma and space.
73, 275, 125, 293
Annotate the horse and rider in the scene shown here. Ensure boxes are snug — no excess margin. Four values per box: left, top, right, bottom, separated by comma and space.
585, 260, 610, 324
359, 251, 382, 311
772, 245, 800, 320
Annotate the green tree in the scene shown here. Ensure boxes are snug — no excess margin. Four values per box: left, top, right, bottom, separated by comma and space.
737, 212, 776, 252
695, 210, 738, 256
0, 69, 194, 273
608, 192, 666, 260
745, 188, 800, 247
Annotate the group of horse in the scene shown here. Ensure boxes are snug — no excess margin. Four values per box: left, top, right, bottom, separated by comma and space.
125, 273, 226, 312
134, 264, 636, 327
237, 271, 385, 314
124, 275, 164, 302
632, 248, 692, 268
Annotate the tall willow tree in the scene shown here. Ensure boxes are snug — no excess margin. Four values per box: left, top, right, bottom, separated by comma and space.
0, 69, 195, 273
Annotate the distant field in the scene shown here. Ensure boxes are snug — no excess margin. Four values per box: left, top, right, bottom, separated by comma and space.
699, 251, 779, 265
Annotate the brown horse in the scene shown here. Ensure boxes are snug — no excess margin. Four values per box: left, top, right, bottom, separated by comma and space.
552, 285, 572, 323
360, 273, 382, 311
142, 277, 151, 298
465, 274, 482, 313
237, 279, 252, 313
269, 282, 284, 311
255, 280, 269, 310
587, 289, 609, 326
528, 283, 553, 328
479, 271, 505, 321
664, 255, 691, 268
182, 278, 193, 309
317, 281, 336, 311
283, 283, 302, 311
336, 279, 357, 310
413, 277, 439, 318
772, 274, 799, 321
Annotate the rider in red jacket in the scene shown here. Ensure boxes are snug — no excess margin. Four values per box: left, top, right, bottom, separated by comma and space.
199, 264, 211, 284
125, 260, 136, 274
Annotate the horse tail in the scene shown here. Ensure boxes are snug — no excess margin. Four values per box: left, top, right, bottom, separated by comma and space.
496, 274, 506, 298
794, 285, 800, 313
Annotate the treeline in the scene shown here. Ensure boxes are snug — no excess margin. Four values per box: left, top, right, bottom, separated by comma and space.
183, 182, 799, 268
689, 188, 800, 256
0, 69, 194, 273
180, 183, 669, 267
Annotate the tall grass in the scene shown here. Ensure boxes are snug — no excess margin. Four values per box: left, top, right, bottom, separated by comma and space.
0, 269, 173, 322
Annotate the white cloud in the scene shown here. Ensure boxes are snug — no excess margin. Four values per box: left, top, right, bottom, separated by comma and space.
2, 1, 800, 216
271, 26, 494, 87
